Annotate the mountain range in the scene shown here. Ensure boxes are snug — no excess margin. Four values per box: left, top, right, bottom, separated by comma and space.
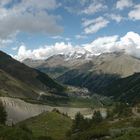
23, 48, 93, 78
23, 51, 140, 95
1, 49, 140, 105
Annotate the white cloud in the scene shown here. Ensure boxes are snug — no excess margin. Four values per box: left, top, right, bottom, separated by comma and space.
51, 36, 71, 41
14, 42, 74, 61
75, 35, 87, 39
21, 0, 60, 10
82, 17, 103, 27
84, 32, 140, 57
0, 0, 63, 39
81, 0, 107, 15
117, 32, 140, 56
83, 17, 109, 34
0, 38, 13, 48
116, 0, 133, 10
12, 47, 18, 51
14, 32, 140, 61
51, 36, 63, 40
108, 14, 124, 23
84, 35, 119, 54
15, 45, 32, 60
128, 4, 140, 20
64, 0, 107, 15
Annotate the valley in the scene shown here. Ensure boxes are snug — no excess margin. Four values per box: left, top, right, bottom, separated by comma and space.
16, 51, 140, 140
1, 50, 140, 140
0, 0, 140, 139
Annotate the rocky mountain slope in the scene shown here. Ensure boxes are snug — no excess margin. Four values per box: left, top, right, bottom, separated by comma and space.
23, 51, 140, 98
24, 51, 140, 77
23, 49, 94, 78
57, 52, 140, 92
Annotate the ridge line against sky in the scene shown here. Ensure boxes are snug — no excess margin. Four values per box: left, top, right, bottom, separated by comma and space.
0, 0, 139, 60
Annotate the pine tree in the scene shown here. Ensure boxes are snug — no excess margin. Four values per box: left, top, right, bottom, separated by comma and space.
92, 111, 103, 124
0, 100, 7, 125
72, 112, 84, 132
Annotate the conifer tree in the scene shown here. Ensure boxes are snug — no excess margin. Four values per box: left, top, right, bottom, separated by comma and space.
0, 100, 7, 125
92, 111, 103, 124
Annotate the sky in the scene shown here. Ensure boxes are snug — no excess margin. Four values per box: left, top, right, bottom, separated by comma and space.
0, 0, 140, 60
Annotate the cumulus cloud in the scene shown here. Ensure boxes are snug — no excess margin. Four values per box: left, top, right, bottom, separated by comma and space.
83, 17, 109, 34
84, 35, 119, 54
14, 32, 140, 61
14, 42, 75, 61
117, 32, 140, 57
84, 32, 140, 57
128, 4, 140, 20
0, 0, 63, 39
116, 0, 133, 10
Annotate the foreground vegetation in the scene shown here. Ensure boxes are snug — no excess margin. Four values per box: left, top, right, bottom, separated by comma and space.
66, 103, 140, 140
0, 100, 140, 140
19, 110, 72, 140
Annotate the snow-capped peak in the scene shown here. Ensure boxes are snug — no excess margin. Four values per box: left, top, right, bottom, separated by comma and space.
63, 47, 93, 61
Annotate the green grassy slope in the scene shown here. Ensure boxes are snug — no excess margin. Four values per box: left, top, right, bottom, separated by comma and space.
1, 105, 140, 140
19, 111, 72, 140
0, 69, 38, 99
1, 112, 140, 140
0, 125, 34, 140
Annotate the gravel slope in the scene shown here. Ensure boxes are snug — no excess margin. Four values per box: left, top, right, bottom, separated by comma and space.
1, 97, 94, 124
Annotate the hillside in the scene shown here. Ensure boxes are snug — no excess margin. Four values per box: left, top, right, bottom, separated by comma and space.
0, 51, 65, 99
24, 52, 140, 93
0, 111, 72, 140
19, 111, 72, 140
23, 51, 93, 78
57, 52, 140, 92
101, 73, 140, 104
1, 106, 140, 140
0, 70, 38, 99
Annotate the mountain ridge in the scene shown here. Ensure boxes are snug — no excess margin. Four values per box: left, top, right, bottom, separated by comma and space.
0, 51, 65, 99
22, 51, 140, 94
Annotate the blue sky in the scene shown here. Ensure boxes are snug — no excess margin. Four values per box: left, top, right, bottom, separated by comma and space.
0, 0, 140, 60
